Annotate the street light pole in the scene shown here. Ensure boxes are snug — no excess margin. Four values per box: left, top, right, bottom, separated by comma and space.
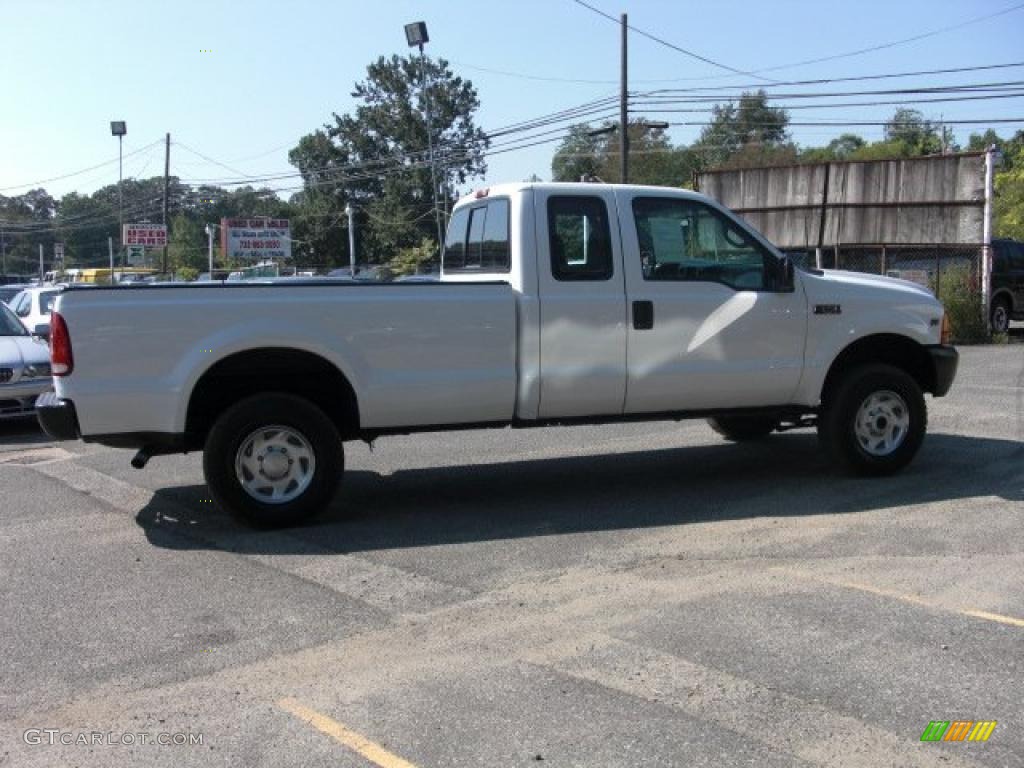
405, 22, 444, 257
205, 224, 215, 277
110, 121, 127, 264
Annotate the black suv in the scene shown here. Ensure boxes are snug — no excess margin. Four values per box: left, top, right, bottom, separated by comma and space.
991, 238, 1024, 333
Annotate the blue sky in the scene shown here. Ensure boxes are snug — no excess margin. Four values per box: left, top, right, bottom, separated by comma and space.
2, 0, 1023, 201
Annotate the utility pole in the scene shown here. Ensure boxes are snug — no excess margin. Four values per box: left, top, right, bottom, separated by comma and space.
620, 12, 629, 184
344, 204, 356, 276
162, 132, 170, 275
982, 144, 997, 328
108, 237, 114, 282
38, 243, 44, 283
1, 227, 6, 278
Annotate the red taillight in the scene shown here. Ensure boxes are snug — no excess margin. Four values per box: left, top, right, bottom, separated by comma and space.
50, 311, 73, 376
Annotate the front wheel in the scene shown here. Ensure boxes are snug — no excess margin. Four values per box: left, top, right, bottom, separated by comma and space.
203, 393, 343, 527
818, 364, 926, 476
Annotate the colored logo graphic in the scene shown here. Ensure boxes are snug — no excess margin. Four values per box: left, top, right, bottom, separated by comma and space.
921, 720, 997, 742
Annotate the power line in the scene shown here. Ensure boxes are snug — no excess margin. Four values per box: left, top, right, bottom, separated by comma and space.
753, 1, 1024, 75
0, 140, 163, 193
569, 0, 776, 82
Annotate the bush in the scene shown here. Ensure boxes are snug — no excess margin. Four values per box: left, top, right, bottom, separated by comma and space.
176, 266, 199, 282
934, 265, 989, 343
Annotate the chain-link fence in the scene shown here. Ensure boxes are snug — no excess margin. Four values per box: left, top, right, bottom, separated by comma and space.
785, 245, 982, 301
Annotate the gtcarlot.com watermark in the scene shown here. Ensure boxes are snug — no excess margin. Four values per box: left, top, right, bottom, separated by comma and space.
24, 729, 204, 747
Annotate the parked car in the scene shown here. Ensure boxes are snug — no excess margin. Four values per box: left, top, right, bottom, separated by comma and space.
37, 182, 957, 527
7, 286, 61, 337
0, 284, 30, 306
990, 238, 1024, 333
0, 302, 52, 419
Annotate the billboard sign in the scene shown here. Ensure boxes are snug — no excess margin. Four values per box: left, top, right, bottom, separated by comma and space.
221, 218, 291, 261
123, 223, 167, 247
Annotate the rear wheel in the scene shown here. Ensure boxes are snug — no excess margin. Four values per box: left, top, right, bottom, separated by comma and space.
990, 297, 1011, 334
818, 364, 926, 475
203, 393, 343, 527
707, 414, 778, 442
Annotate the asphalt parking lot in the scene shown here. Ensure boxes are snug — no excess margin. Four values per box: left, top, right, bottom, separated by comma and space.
0, 344, 1021, 767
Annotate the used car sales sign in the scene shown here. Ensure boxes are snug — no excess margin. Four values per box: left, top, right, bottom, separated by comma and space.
123, 224, 167, 247
221, 218, 291, 261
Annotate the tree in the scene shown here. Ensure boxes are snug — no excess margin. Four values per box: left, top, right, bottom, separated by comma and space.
692, 90, 790, 168
800, 133, 867, 163
993, 131, 1024, 239
551, 120, 699, 186
883, 108, 943, 155
289, 55, 489, 264
166, 213, 205, 273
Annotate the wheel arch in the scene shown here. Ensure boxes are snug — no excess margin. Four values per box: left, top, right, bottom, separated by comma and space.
185, 347, 360, 447
991, 287, 1014, 312
820, 333, 935, 406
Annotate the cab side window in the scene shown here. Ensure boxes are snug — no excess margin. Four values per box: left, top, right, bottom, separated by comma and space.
548, 196, 613, 281
633, 197, 771, 291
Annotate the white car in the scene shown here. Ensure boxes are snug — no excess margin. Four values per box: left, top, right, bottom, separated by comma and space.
8, 285, 61, 337
0, 302, 52, 419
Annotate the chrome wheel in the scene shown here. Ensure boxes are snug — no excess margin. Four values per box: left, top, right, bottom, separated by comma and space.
234, 425, 316, 504
854, 390, 909, 457
991, 303, 1009, 333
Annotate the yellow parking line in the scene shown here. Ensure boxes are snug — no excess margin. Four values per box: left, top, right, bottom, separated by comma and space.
278, 697, 418, 768
781, 571, 1024, 628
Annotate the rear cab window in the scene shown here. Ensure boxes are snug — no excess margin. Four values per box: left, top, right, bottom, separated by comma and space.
443, 198, 511, 273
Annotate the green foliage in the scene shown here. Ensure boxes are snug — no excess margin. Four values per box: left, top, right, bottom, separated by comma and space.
386, 237, 437, 277
692, 90, 790, 168
176, 266, 199, 282
992, 132, 1024, 240
551, 120, 700, 186
289, 54, 488, 265
935, 265, 989, 344
167, 213, 205, 272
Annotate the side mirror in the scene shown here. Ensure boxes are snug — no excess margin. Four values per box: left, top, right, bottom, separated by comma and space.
776, 257, 795, 292
33, 323, 50, 340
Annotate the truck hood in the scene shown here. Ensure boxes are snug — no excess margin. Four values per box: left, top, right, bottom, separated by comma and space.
806, 268, 936, 301
0, 335, 50, 368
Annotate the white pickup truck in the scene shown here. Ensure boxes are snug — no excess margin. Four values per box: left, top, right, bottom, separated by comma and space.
38, 183, 958, 526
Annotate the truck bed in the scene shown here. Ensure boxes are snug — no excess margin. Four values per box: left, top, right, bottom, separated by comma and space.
54, 281, 519, 438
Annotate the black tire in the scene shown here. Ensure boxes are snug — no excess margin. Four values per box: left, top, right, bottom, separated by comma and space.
990, 297, 1011, 334
818, 364, 926, 476
707, 414, 778, 442
203, 393, 343, 527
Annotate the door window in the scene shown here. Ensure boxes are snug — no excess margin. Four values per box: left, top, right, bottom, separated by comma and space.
633, 197, 771, 291
547, 196, 613, 281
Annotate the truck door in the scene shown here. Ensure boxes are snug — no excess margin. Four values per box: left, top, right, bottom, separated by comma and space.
534, 188, 628, 418
619, 190, 807, 413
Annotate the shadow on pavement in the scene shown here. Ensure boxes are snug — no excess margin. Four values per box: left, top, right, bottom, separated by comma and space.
0, 416, 51, 449
135, 430, 1024, 555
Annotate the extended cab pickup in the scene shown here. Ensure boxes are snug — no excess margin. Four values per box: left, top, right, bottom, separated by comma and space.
38, 183, 958, 526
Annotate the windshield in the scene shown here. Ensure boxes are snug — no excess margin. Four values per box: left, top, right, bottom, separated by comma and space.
0, 303, 28, 336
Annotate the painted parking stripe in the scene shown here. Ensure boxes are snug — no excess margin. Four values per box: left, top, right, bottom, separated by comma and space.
278, 697, 418, 768
781, 570, 1024, 628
